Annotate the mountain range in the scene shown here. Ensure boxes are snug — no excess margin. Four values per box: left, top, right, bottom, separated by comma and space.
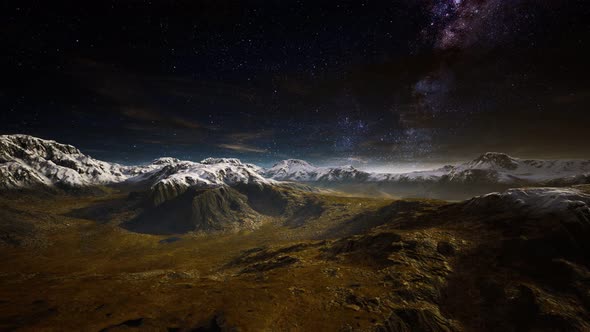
3, 135, 590, 330
265, 153, 590, 185
1, 134, 589, 199
0, 135, 271, 192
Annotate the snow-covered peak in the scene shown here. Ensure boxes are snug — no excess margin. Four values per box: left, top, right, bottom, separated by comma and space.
264, 159, 318, 181
0, 134, 81, 161
267, 159, 316, 173
265, 159, 368, 182
466, 152, 519, 170
0, 134, 126, 189
200, 157, 243, 165
151, 157, 181, 165
1, 135, 589, 193
452, 154, 590, 183
271, 159, 314, 168
154, 160, 269, 187
147, 158, 274, 205
0, 135, 274, 192
264, 153, 590, 186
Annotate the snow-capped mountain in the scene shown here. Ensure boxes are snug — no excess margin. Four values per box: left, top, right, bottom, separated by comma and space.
145, 157, 273, 205
264, 159, 369, 182
445, 152, 590, 184
0, 135, 273, 193
0, 135, 127, 189
2, 135, 589, 198
265, 153, 590, 185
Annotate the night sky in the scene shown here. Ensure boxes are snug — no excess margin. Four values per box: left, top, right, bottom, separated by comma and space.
2, 1, 589, 170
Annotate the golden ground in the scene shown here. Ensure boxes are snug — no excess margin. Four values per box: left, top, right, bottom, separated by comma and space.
1, 192, 443, 331
3, 187, 588, 331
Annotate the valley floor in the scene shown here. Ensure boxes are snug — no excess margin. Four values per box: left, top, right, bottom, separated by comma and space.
1, 187, 589, 331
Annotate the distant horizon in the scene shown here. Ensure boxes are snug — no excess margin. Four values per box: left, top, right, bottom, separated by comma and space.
3, 133, 589, 174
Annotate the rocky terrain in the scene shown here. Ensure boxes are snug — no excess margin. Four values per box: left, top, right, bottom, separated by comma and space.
1, 179, 590, 330
1, 135, 590, 330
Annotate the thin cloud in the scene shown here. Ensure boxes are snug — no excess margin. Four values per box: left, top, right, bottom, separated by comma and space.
69, 58, 209, 132
218, 144, 268, 153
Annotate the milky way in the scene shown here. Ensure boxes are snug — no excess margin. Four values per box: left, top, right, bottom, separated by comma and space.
405, 0, 531, 159
2, 2, 589, 167
416, 0, 527, 105
425, 0, 523, 50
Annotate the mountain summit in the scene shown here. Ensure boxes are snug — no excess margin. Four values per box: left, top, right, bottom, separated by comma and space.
467, 152, 520, 170
0, 134, 127, 189
264, 159, 368, 182
0, 135, 272, 192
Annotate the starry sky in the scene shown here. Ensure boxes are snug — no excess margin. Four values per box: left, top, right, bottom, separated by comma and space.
2, 1, 589, 170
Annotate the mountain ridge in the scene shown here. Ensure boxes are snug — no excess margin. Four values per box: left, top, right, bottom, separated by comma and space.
266, 152, 590, 186
1, 135, 589, 195
0, 135, 273, 194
